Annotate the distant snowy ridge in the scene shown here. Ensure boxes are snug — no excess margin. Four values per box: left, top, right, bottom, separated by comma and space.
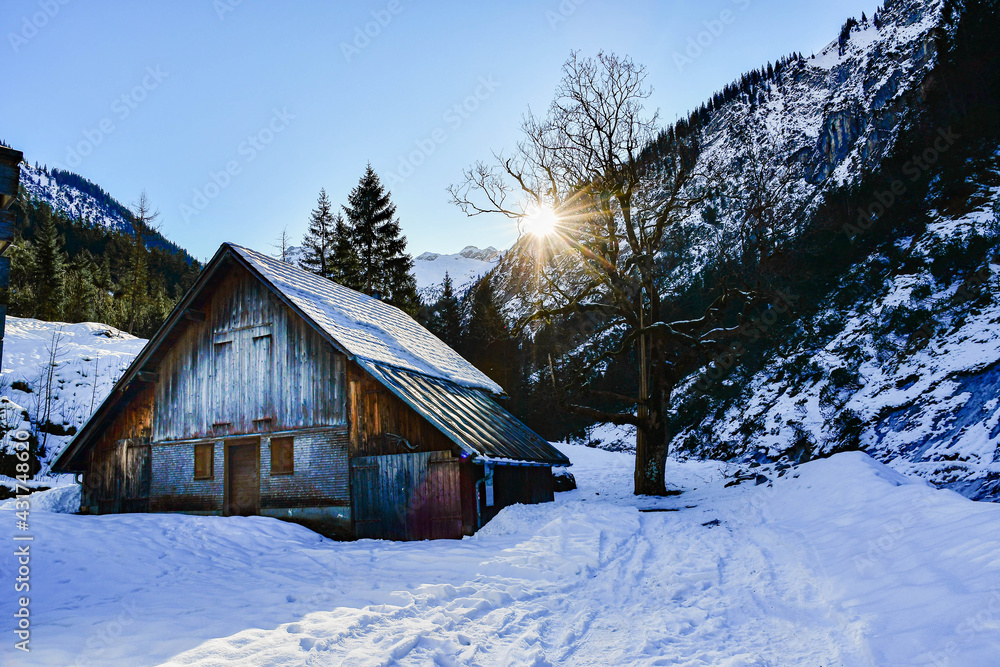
16, 160, 195, 258
413, 245, 500, 302
278, 244, 501, 303
19, 162, 136, 234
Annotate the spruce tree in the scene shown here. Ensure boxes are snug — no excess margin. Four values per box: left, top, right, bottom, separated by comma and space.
124, 191, 156, 335
330, 212, 361, 289
463, 277, 516, 390
342, 165, 419, 314
32, 209, 66, 322
65, 250, 99, 323
429, 272, 463, 349
301, 188, 335, 278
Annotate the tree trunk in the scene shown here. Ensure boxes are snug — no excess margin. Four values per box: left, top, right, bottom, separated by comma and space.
633, 328, 670, 496
634, 417, 669, 496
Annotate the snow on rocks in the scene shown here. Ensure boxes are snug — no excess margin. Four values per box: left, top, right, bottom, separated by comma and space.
3, 445, 998, 665
0, 316, 146, 481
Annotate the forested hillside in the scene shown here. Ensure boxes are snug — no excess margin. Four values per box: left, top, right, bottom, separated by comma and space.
5, 163, 200, 337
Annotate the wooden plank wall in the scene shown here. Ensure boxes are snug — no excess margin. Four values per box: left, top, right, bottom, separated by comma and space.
347, 362, 457, 458
154, 264, 346, 441
81, 383, 155, 513
351, 451, 463, 540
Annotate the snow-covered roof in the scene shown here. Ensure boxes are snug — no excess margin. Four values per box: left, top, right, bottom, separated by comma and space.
229, 244, 503, 395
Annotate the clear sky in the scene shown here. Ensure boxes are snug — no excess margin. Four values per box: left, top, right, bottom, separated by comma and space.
3, 0, 878, 261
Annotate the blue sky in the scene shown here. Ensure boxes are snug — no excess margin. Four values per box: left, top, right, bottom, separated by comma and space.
3, 0, 878, 261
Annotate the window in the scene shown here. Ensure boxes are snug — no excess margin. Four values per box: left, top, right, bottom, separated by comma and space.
270, 437, 294, 475
194, 444, 214, 480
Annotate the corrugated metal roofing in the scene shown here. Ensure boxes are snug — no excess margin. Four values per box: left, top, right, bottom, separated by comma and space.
361, 360, 571, 467
230, 244, 503, 395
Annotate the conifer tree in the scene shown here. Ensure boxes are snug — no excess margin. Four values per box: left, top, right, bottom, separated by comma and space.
8, 238, 38, 319
428, 272, 463, 349
124, 192, 156, 335
330, 212, 361, 289
342, 164, 419, 314
65, 250, 99, 322
301, 188, 335, 278
463, 277, 517, 389
32, 209, 66, 322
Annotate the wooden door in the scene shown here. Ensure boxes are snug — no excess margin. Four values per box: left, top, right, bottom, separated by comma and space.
351, 451, 462, 540
122, 439, 151, 513
226, 440, 259, 516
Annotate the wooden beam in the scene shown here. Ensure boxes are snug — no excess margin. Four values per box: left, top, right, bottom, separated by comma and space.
182, 308, 206, 322
136, 371, 160, 383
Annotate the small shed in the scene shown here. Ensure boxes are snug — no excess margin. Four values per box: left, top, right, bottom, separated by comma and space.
51, 243, 570, 539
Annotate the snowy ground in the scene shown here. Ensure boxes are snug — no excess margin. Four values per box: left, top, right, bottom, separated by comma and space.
2, 444, 999, 666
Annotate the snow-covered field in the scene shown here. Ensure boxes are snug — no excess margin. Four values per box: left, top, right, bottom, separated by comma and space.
2, 444, 998, 666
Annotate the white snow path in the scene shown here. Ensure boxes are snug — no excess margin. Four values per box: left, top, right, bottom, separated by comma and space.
2, 446, 999, 666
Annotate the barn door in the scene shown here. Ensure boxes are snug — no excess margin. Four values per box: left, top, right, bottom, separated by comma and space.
122, 438, 151, 513
226, 440, 260, 516
351, 452, 462, 540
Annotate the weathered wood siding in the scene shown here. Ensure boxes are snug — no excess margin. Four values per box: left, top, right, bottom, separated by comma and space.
81, 383, 155, 514
347, 362, 457, 458
351, 451, 463, 540
154, 265, 346, 441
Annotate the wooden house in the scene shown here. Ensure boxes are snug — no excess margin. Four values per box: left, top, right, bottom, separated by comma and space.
51, 243, 570, 540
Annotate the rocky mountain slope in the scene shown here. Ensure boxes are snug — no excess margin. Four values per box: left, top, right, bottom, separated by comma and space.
493, 0, 1000, 501
16, 160, 192, 257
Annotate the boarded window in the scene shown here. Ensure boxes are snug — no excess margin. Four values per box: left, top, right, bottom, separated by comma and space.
271, 437, 294, 475
194, 444, 214, 480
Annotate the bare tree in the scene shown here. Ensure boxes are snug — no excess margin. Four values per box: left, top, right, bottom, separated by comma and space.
452, 52, 729, 495
273, 226, 293, 263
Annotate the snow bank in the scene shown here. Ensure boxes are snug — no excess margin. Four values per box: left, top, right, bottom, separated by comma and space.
0, 484, 80, 513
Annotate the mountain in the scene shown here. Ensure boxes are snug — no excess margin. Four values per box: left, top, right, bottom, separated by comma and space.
492, 0, 1000, 501
413, 246, 500, 301
17, 161, 192, 258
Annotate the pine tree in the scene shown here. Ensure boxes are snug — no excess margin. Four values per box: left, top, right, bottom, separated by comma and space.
301, 189, 335, 278
65, 250, 99, 323
428, 272, 463, 349
463, 277, 517, 390
32, 209, 66, 321
7, 239, 38, 319
330, 212, 361, 289
342, 164, 419, 314
124, 192, 156, 335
